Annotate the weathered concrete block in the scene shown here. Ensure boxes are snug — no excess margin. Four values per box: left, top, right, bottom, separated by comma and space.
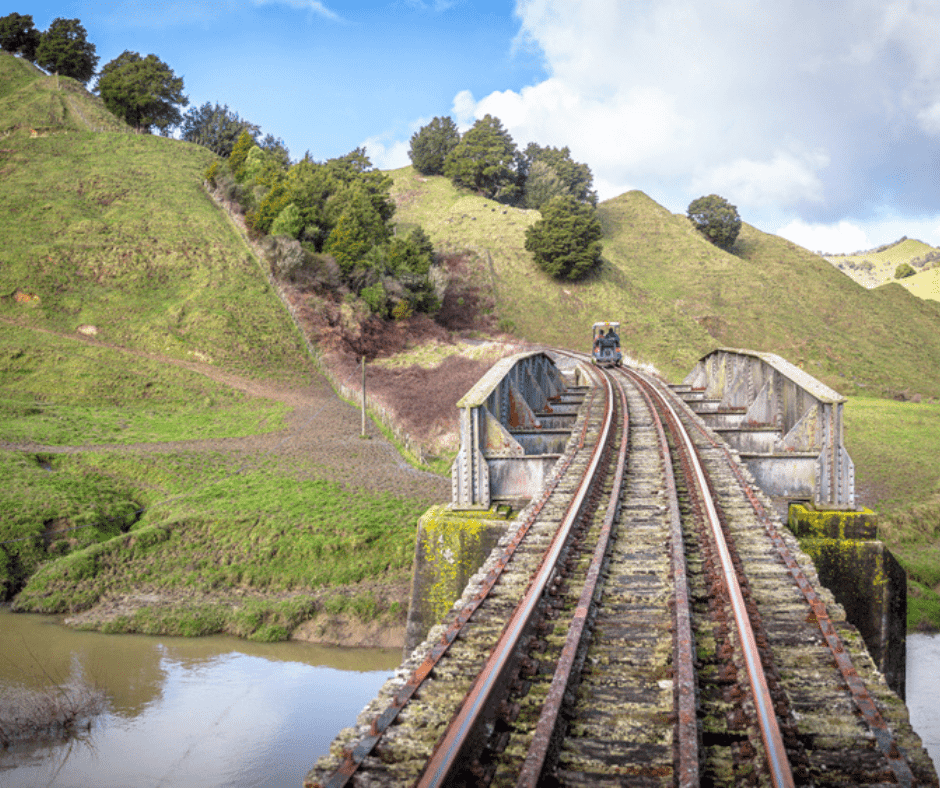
404, 504, 511, 655
789, 503, 907, 697
788, 502, 879, 540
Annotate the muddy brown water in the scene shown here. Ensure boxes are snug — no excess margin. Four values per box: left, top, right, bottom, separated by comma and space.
0, 608, 399, 788
2, 609, 938, 786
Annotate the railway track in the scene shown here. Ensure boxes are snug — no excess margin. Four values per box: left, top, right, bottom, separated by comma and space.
307, 360, 937, 787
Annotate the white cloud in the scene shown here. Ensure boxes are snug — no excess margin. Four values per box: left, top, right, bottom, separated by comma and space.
776, 220, 872, 256
363, 136, 411, 170
447, 0, 940, 225
451, 90, 478, 130
251, 0, 341, 21
693, 149, 830, 208
917, 102, 940, 136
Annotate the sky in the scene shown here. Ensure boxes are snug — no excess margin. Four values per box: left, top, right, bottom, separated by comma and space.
20, 0, 940, 254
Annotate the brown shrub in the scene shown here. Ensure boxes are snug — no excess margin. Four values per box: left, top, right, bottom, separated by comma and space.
0, 677, 106, 746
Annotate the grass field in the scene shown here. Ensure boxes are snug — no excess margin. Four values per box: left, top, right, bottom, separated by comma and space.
3, 52, 939, 635
825, 237, 940, 292
846, 397, 940, 629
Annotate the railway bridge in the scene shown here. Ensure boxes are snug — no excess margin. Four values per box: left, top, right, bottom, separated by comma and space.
306, 350, 936, 787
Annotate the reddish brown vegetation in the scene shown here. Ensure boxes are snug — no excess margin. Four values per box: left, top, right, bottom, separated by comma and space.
277, 248, 524, 456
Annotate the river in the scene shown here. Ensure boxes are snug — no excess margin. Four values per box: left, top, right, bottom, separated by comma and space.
1, 610, 938, 786
0, 609, 399, 788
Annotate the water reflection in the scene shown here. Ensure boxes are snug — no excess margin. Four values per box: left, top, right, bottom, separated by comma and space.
908, 633, 940, 776
0, 608, 399, 788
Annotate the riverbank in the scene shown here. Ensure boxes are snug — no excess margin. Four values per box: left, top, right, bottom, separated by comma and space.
57, 579, 411, 649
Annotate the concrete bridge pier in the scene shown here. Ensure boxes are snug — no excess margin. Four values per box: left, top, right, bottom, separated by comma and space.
405, 351, 585, 654
788, 503, 907, 697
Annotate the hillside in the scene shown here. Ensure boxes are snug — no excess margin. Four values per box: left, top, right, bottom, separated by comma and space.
390, 169, 940, 401
1, 51, 938, 633
0, 62, 307, 379
0, 52, 127, 134
825, 237, 940, 296
0, 53, 456, 643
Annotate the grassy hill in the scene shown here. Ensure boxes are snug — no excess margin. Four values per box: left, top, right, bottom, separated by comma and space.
825, 237, 940, 296
2, 48, 938, 633
0, 52, 127, 134
391, 168, 940, 401
0, 53, 445, 639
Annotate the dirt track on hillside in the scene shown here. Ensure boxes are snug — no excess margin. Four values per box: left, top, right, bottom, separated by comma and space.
0, 321, 450, 500
2, 319, 516, 646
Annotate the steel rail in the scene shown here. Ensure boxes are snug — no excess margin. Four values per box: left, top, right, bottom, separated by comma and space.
515, 367, 630, 787
648, 373, 916, 787
415, 363, 617, 788
619, 367, 700, 787
627, 368, 796, 788
309, 367, 600, 788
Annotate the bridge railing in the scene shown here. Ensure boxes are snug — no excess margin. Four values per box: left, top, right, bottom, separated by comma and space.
683, 347, 855, 509
451, 351, 570, 509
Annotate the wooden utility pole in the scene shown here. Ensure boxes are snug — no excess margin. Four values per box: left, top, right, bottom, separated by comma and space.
361, 356, 366, 437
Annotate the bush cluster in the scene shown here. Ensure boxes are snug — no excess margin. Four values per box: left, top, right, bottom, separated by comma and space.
409, 114, 598, 210
207, 134, 439, 317
409, 114, 603, 279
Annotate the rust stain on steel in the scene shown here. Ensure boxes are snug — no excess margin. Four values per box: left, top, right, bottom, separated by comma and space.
516, 373, 629, 788
659, 380, 915, 788
637, 369, 795, 788
311, 364, 598, 788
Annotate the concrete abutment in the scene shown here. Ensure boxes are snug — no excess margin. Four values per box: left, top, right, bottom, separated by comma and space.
788, 502, 907, 697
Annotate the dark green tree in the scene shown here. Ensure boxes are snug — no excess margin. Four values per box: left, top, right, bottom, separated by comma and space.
687, 194, 742, 251
524, 196, 603, 280
388, 226, 434, 276
324, 186, 389, 273
34, 17, 98, 84
283, 158, 339, 247
521, 143, 597, 208
443, 114, 520, 202
96, 51, 188, 134
259, 133, 290, 168
895, 262, 916, 279
0, 13, 41, 61
522, 160, 568, 211
408, 116, 460, 175
324, 147, 394, 225
180, 102, 260, 156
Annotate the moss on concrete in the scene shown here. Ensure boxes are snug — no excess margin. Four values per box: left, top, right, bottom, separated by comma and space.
788, 502, 878, 540
788, 503, 907, 696
404, 504, 512, 651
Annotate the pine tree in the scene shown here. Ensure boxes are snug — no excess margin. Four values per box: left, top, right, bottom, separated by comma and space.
525, 196, 603, 280
443, 114, 519, 202
409, 116, 460, 175
34, 17, 98, 84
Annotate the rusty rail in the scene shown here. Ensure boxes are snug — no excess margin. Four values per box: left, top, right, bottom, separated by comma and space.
416, 363, 616, 787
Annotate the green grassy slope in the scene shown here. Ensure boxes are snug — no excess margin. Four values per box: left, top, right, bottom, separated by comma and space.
391, 169, 940, 400
390, 168, 713, 381
0, 58, 436, 637
0, 51, 127, 133
0, 132, 306, 381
